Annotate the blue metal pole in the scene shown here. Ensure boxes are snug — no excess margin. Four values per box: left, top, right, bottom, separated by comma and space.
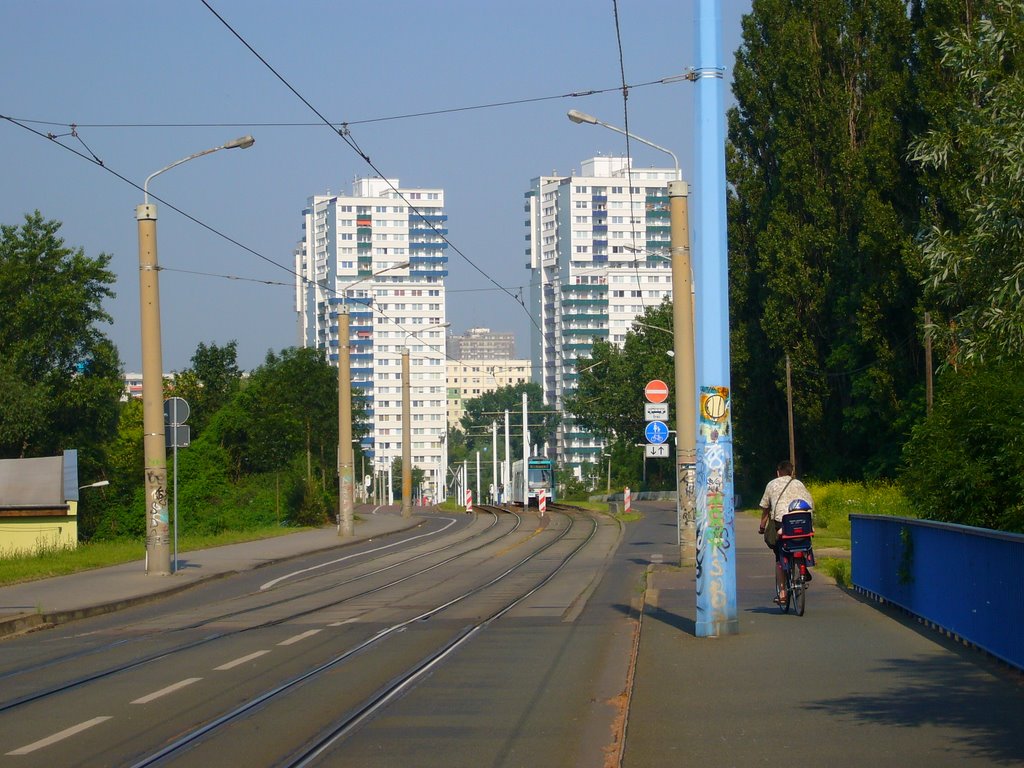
693, 0, 738, 636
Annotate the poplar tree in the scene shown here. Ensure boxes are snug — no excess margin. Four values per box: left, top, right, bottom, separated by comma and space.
727, 0, 922, 486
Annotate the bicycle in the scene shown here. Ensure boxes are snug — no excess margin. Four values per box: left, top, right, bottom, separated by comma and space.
776, 505, 815, 616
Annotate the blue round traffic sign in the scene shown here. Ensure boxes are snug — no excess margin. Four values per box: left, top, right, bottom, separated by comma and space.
645, 420, 669, 444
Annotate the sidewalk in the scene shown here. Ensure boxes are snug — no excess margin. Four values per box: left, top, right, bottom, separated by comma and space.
0, 506, 420, 639
622, 503, 1024, 767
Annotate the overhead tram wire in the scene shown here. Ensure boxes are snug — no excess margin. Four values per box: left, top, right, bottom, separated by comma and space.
9, 75, 687, 131
612, 0, 649, 318
201, 0, 547, 338
0, 114, 455, 357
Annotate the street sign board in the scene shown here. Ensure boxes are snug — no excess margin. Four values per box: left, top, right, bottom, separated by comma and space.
164, 397, 190, 425
165, 424, 191, 448
645, 402, 669, 421
644, 379, 669, 403
646, 443, 670, 458
644, 420, 669, 444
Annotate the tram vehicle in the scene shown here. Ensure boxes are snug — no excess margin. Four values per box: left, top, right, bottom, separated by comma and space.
510, 456, 556, 506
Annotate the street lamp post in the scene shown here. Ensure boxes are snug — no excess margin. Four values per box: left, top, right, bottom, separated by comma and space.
137, 135, 253, 576
337, 261, 410, 536
567, 110, 696, 564
568, 110, 680, 180
399, 321, 449, 516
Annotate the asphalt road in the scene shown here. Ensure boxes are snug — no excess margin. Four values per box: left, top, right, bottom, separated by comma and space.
1, 502, 1021, 767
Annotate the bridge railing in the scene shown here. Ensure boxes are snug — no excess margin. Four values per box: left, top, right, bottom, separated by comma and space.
850, 514, 1024, 670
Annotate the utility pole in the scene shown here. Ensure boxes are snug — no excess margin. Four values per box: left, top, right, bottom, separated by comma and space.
492, 420, 498, 504
504, 409, 511, 505
693, 0, 739, 637
136, 136, 253, 575
786, 353, 796, 471
338, 308, 354, 536
522, 392, 529, 505
401, 348, 412, 518
671, 177, 697, 566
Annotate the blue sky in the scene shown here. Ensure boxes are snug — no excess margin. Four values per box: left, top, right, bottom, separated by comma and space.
1, 1, 751, 371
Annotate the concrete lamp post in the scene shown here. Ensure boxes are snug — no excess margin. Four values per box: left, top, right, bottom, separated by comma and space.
566, 110, 697, 564
400, 321, 449, 516
337, 261, 411, 536
137, 135, 254, 576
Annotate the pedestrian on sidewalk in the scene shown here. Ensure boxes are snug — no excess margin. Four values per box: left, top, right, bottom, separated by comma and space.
758, 460, 813, 603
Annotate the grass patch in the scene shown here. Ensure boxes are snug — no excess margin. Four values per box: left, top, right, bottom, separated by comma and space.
740, 480, 914, 554
817, 557, 851, 587
0, 525, 311, 587
809, 480, 915, 543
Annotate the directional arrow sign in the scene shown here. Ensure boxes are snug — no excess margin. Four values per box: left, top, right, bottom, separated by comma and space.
644, 420, 669, 444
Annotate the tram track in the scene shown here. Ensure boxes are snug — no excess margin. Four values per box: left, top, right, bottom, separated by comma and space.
126, 508, 600, 768
0, 509, 522, 714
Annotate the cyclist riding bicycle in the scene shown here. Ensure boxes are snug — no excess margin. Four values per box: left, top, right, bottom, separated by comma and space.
758, 460, 813, 604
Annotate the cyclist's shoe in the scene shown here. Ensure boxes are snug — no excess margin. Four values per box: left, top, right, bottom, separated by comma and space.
804, 571, 812, 582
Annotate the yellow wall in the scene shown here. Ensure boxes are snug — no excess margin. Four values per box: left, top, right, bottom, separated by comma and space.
0, 503, 78, 556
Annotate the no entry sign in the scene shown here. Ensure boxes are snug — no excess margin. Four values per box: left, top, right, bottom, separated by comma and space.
645, 379, 669, 403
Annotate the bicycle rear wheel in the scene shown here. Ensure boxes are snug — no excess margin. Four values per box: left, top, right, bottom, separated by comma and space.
780, 564, 792, 613
793, 572, 806, 616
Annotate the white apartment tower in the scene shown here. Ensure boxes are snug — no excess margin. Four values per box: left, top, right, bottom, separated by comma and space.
525, 157, 677, 475
296, 177, 449, 501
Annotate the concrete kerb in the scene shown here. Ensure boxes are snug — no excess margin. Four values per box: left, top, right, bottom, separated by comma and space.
0, 512, 424, 640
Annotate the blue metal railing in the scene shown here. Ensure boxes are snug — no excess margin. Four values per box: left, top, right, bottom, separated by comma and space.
851, 515, 1024, 669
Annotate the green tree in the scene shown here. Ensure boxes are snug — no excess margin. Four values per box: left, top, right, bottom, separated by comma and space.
0, 212, 122, 475
459, 382, 558, 460
727, 0, 923, 489
900, 359, 1024, 532
908, 1, 1024, 366
564, 301, 676, 491
216, 347, 339, 481
173, 341, 242, 436
565, 300, 674, 445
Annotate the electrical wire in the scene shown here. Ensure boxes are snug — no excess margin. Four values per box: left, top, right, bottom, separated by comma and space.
9, 74, 684, 130
201, 0, 539, 336
0, 113, 456, 360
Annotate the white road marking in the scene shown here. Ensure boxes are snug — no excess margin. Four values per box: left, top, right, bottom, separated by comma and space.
327, 618, 360, 627
259, 517, 459, 590
278, 629, 322, 646
7, 716, 112, 755
131, 677, 203, 704
215, 650, 270, 670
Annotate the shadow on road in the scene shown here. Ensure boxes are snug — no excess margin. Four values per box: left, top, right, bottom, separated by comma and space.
805, 653, 1024, 763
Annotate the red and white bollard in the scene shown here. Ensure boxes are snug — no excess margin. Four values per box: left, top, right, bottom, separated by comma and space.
538, 488, 547, 516
624, 486, 631, 515
465, 489, 473, 513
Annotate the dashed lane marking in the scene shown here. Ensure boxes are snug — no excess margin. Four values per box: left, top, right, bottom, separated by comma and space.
132, 677, 203, 704
215, 650, 270, 671
278, 629, 322, 646
7, 716, 112, 755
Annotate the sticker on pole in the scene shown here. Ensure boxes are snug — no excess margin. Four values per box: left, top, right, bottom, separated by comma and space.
645, 379, 669, 403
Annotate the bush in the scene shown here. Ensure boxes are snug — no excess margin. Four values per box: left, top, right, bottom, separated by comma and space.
900, 360, 1024, 532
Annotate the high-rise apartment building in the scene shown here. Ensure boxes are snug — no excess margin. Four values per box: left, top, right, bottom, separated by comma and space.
295, 177, 449, 501
446, 327, 516, 360
525, 157, 677, 475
